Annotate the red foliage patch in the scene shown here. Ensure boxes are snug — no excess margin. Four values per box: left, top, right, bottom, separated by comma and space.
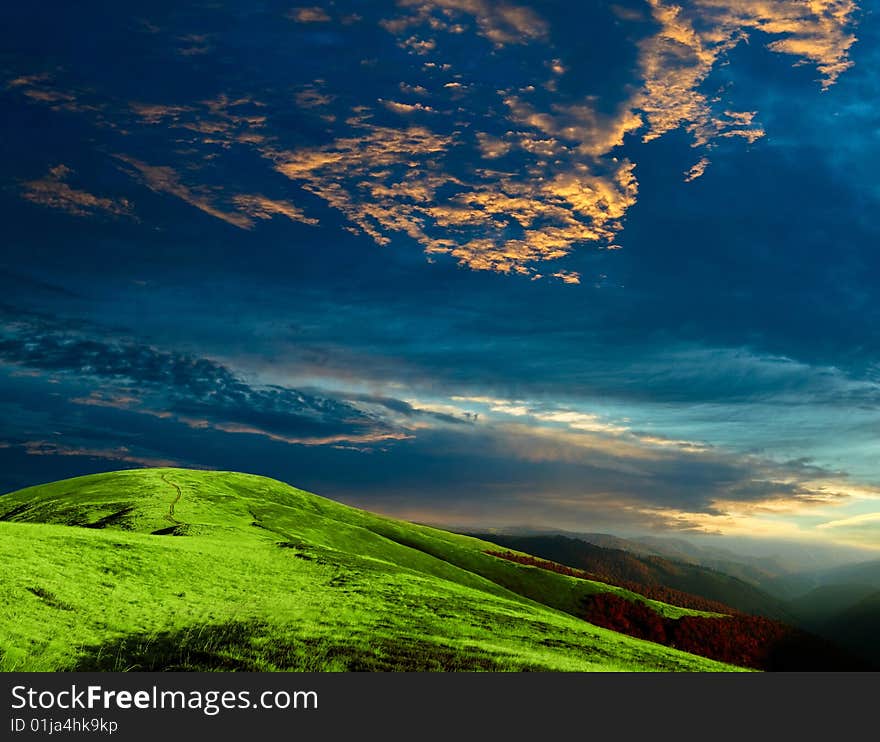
487, 550, 864, 670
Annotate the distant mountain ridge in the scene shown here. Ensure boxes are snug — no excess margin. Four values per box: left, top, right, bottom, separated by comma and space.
472, 527, 876, 592
768, 559, 880, 667
465, 532, 793, 620
464, 531, 878, 669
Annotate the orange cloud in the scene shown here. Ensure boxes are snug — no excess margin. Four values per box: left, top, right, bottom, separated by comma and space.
503, 96, 644, 157
232, 195, 318, 225
8, 0, 856, 283
115, 155, 255, 229
296, 84, 335, 109
475, 132, 512, 159
693, 0, 858, 89
70, 391, 142, 409
287, 6, 331, 23
552, 271, 581, 285
6, 74, 94, 114
380, 99, 437, 115
130, 102, 195, 124
348, 0, 855, 279
632, 478, 880, 545
633, 0, 856, 146
684, 157, 710, 183
21, 165, 134, 218
270, 110, 640, 280
130, 95, 267, 148
116, 155, 317, 231
392, 0, 549, 47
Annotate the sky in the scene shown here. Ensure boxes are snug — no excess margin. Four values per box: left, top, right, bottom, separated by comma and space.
1, 0, 879, 556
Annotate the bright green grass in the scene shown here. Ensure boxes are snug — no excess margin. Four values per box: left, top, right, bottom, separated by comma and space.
0, 468, 743, 672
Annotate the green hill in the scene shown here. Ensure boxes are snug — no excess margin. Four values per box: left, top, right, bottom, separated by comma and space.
0, 468, 740, 672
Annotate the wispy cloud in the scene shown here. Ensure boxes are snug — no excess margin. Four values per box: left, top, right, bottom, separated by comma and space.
0, 313, 415, 452
114, 155, 254, 228
684, 157, 710, 183
177, 33, 213, 56
379, 99, 437, 115
114, 156, 316, 230
287, 6, 331, 23
5, 73, 98, 114
2, 308, 879, 546
389, 0, 548, 47
817, 512, 880, 530
231, 194, 318, 225
21, 440, 181, 468
21, 165, 134, 218
130, 95, 267, 147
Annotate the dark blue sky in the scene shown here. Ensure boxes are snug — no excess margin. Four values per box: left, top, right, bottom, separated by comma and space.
1, 0, 878, 553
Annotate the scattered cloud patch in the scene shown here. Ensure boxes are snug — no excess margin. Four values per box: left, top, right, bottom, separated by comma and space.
684, 157, 710, 182
390, 0, 548, 47
21, 440, 181, 468
115, 155, 254, 228
287, 6, 331, 23
21, 165, 134, 218
232, 194, 318, 225
4, 2, 860, 280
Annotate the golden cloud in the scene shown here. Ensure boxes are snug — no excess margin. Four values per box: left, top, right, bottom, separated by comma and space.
115, 156, 315, 230
693, 0, 858, 89
475, 132, 512, 159
6, 73, 98, 114
8, 1, 857, 281
130, 102, 195, 124
287, 6, 331, 23
633, 0, 856, 146
314, 0, 855, 279
380, 99, 437, 115
130, 95, 267, 148
296, 84, 335, 109
635, 477, 880, 544
115, 155, 255, 229
232, 194, 319, 225
21, 165, 134, 218
389, 0, 548, 47
684, 157, 710, 182
268, 107, 643, 280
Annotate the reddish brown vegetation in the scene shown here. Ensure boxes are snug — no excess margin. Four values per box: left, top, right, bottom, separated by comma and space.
581, 593, 774, 669
581, 593, 862, 670
488, 550, 865, 670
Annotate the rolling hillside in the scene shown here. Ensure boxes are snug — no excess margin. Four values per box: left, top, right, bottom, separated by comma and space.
772, 560, 880, 668
465, 533, 792, 619
820, 591, 880, 667
0, 468, 738, 672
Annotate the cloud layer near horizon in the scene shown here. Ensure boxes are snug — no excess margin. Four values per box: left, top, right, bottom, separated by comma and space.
2, 308, 879, 549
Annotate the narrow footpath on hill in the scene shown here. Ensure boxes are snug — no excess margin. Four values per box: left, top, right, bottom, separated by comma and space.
160, 474, 183, 525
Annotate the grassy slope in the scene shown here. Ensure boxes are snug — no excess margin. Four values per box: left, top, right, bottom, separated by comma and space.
0, 468, 741, 672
